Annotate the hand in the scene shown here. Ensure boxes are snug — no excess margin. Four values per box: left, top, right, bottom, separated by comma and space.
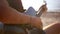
30, 17, 43, 29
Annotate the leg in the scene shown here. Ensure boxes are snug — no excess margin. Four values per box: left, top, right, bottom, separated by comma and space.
44, 23, 60, 34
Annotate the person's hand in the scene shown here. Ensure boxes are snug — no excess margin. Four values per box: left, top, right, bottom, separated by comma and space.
30, 16, 43, 29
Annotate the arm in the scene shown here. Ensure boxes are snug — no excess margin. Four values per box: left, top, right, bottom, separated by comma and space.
0, 0, 42, 29
0, 6, 30, 24
0, 6, 42, 29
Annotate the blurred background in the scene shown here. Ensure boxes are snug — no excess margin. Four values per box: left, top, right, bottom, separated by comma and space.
22, 0, 60, 27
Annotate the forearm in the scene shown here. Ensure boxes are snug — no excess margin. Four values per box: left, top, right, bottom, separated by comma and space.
0, 6, 31, 24
0, 0, 42, 29
0, 6, 42, 29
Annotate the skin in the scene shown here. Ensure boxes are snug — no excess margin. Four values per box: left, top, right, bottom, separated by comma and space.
44, 23, 60, 34
0, 0, 60, 34
0, 0, 42, 29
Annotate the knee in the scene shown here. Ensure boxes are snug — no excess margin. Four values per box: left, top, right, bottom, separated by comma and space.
53, 23, 60, 29
43, 23, 60, 30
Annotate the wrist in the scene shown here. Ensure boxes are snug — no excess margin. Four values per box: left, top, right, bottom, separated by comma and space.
29, 16, 43, 29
